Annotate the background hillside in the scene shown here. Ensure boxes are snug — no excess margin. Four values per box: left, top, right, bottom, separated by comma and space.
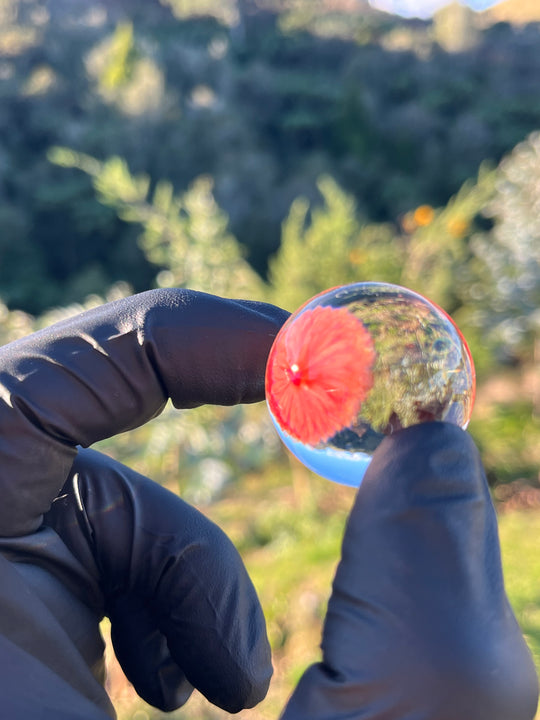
0, 1, 539, 718
2, 0, 540, 313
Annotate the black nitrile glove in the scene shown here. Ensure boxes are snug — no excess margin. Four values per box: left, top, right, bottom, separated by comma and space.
46, 447, 272, 713
0, 288, 289, 718
0, 288, 537, 720
281, 422, 539, 720
0, 288, 290, 537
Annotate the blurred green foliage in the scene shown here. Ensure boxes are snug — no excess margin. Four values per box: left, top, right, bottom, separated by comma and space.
18, 122, 540, 491
45, 130, 539, 498
0, 3, 539, 716
499, 510, 540, 674
3, 0, 540, 313
267, 175, 402, 311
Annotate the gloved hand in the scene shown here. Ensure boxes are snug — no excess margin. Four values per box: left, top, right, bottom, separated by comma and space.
0, 288, 289, 718
0, 288, 538, 720
45, 447, 272, 713
0, 288, 290, 537
280, 422, 539, 720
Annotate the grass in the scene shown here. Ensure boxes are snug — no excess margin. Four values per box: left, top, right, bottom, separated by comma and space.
498, 510, 540, 690
107, 463, 540, 719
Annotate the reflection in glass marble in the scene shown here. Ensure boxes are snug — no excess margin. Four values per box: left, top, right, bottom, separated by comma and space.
265, 282, 476, 487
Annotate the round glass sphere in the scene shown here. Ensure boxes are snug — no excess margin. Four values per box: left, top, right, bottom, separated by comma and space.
265, 282, 476, 488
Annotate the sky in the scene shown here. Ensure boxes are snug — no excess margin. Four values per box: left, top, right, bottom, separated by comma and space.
368, 0, 502, 19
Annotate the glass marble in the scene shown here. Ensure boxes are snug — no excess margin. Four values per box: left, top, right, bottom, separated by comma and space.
265, 282, 476, 488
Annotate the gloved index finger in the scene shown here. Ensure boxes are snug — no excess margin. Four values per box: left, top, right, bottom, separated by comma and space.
0, 288, 288, 536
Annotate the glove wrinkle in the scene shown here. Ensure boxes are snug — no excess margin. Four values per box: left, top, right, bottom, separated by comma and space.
0, 288, 289, 536
281, 422, 539, 720
0, 289, 286, 717
107, 594, 194, 712
55, 448, 273, 713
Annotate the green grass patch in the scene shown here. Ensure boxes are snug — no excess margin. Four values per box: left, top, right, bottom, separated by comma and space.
498, 509, 540, 687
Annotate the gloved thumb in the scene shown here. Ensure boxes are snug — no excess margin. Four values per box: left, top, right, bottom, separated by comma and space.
281, 422, 539, 720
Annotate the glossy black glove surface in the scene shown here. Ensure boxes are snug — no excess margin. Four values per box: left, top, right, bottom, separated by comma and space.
281, 422, 539, 720
0, 288, 289, 537
0, 288, 288, 717
46, 448, 272, 713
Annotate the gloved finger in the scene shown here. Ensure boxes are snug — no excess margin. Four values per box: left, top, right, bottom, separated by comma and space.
107, 594, 193, 712
280, 422, 539, 720
53, 448, 273, 713
0, 288, 289, 536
